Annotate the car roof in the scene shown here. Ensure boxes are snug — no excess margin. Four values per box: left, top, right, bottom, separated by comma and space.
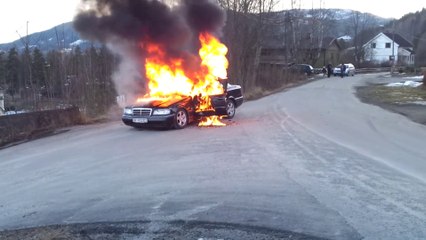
335, 63, 354, 67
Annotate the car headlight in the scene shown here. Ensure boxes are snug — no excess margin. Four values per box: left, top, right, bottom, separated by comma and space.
123, 108, 132, 115
153, 109, 171, 115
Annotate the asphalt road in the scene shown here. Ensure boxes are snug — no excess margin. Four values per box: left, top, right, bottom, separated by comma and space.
0, 73, 426, 239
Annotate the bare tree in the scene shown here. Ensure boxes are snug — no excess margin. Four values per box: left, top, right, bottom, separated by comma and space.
218, 0, 277, 90
351, 12, 377, 66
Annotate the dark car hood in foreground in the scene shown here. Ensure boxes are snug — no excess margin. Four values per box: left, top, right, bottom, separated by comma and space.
0, 220, 326, 239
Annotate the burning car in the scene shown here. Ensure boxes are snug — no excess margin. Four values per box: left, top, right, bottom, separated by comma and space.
74, 0, 239, 129
119, 32, 242, 129
122, 83, 243, 129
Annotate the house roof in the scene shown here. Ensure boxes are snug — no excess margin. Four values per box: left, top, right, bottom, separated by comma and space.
400, 47, 415, 54
383, 32, 413, 48
321, 37, 341, 49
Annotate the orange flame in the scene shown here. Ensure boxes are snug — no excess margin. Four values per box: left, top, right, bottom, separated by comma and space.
199, 115, 226, 127
142, 32, 229, 127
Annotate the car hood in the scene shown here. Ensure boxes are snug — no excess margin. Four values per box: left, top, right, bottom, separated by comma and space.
129, 96, 190, 108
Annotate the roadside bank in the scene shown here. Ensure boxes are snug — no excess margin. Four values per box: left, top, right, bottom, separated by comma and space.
355, 75, 426, 126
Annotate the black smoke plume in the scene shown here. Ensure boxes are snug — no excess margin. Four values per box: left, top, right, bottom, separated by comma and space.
73, 0, 226, 103
181, 0, 225, 35
74, 0, 225, 48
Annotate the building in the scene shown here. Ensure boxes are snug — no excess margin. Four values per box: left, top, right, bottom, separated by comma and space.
259, 37, 343, 68
315, 37, 342, 67
363, 32, 415, 66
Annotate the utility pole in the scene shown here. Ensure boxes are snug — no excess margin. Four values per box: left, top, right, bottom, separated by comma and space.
26, 21, 29, 47
391, 21, 395, 74
0, 90, 4, 115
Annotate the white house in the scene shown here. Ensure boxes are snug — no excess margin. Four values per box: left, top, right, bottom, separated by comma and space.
363, 32, 415, 66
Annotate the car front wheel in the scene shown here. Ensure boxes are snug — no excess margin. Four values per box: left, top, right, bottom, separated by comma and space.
225, 99, 236, 119
174, 109, 188, 129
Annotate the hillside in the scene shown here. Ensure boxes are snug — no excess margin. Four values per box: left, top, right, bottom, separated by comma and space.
389, 9, 426, 46
297, 8, 390, 38
0, 22, 94, 52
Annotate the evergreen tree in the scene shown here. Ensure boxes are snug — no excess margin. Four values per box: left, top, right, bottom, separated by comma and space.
0, 51, 6, 89
97, 45, 117, 112
31, 48, 46, 90
415, 31, 426, 66
68, 46, 84, 104
5, 48, 20, 98
21, 46, 32, 89
84, 45, 99, 114
45, 50, 64, 98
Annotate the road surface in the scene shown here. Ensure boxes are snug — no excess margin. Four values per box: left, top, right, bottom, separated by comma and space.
0, 73, 425, 239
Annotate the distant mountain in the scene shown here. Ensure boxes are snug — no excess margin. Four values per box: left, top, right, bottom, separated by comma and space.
0, 22, 95, 53
286, 8, 390, 38
331, 8, 392, 21
259, 8, 392, 49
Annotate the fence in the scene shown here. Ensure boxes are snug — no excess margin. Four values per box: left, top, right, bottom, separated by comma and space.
0, 107, 82, 148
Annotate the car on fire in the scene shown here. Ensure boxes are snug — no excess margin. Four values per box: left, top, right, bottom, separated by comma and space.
122, 83, 243, 129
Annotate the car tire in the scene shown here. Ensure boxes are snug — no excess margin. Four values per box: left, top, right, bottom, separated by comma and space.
174, 109, 188, 129
225, 99, 236, 119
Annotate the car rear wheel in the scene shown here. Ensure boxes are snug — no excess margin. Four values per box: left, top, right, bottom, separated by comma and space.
225, 99, 236, 119
174, 109, 188, 129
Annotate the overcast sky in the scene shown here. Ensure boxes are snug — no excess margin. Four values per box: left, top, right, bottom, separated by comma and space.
0, 0, 80, 43
0, 0, 424, 44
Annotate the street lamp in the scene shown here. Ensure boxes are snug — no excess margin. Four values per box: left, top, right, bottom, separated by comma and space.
391, 21, 396, 74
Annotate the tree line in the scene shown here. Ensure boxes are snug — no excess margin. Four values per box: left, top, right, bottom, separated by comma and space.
0, 45, 117, 117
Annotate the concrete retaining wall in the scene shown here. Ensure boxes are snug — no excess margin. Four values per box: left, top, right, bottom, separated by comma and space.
0, 107, 82, 147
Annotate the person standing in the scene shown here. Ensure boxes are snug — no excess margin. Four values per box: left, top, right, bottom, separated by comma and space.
327, 64, 332, 78
340, 63, 346, 78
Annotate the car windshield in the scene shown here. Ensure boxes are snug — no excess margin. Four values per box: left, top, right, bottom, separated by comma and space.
1, 1, 426, 239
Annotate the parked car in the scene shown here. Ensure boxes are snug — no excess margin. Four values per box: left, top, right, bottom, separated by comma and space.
289, 64, 314, 76
122, 83, 244, 129
333, 63, 356, 76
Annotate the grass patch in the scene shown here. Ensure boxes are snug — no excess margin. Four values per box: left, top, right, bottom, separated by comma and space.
357, 85, 426, 105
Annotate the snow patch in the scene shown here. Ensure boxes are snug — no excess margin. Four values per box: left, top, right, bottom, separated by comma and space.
386, 81, 423, 88
410, 101, 426, 105
337, 35, 352, 41
70, 39, 86, 46
403, 75, 424, 80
